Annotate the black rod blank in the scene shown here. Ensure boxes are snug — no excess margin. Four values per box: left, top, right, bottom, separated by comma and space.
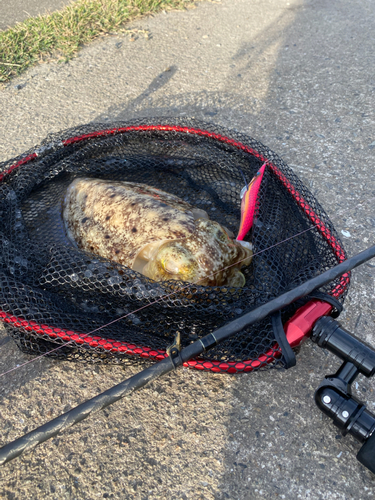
0, 355, 175, 466
0, 244, 374, 466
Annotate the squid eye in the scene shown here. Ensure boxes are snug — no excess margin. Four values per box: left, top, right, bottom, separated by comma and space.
157, 244, 197, 277
161, 258, 181, 275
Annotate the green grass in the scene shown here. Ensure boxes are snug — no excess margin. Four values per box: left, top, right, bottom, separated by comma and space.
0, 0, 197, 83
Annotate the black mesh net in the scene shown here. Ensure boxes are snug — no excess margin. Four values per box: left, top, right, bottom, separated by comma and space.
0, 118, 349, 372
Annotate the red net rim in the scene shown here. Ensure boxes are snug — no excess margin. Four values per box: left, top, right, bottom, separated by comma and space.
0, 124, 349, 373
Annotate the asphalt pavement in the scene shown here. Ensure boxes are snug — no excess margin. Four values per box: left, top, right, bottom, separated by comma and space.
0, 0, 374, 498
0, 0, 73, 30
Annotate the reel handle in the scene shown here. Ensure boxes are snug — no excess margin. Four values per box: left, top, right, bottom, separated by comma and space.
312, 316, 375, 474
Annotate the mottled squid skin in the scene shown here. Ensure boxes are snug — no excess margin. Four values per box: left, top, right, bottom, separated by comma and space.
63, 178, 252, 287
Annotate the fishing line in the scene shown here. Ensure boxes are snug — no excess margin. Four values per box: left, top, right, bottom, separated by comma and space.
2, 121, 373, 470
0, 224, 319, 379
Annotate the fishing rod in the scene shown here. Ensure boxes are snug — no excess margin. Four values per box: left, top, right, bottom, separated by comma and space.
0, 243, 374, 469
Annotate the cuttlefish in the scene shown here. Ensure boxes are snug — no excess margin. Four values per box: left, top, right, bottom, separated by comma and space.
63, 178, 253, 287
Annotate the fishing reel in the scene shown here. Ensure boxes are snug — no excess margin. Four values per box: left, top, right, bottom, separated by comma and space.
311, 316, 375, 474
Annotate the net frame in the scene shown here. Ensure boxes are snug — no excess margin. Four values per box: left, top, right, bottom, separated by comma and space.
0, 118, 350, 373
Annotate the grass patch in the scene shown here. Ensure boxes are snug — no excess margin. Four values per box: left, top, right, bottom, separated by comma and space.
0, 0, 197, 83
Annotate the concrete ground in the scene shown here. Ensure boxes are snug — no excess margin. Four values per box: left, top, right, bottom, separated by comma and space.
0, 0, 374, 498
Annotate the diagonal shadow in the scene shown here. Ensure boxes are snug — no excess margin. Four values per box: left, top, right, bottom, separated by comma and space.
95, 65, 178, 122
